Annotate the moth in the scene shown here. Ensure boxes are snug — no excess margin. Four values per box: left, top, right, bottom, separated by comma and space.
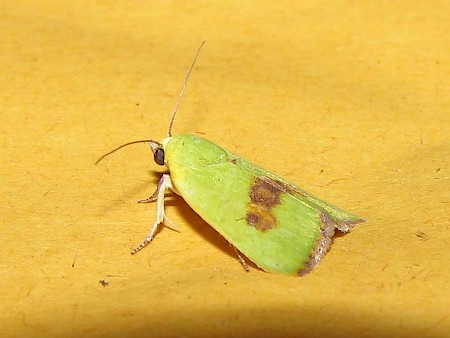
97, 41, 364, 276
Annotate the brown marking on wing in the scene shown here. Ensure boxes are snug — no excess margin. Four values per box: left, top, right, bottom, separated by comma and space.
259, 176, 307, 197
250, 177, 281, 207
245, 176, 285, 232
246, 204, 278, 231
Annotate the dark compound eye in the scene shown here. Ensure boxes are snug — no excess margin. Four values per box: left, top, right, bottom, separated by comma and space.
154, 148, 165, 166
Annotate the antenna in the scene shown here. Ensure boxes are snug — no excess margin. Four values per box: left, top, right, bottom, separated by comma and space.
95, 139, 161, 165
95, 40, 206, 165
167, 39, 206, 137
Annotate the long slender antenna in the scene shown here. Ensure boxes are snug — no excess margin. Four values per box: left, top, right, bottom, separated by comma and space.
96, 41, 206, 166
167, 39, 206, 137
95, 139, 161, 165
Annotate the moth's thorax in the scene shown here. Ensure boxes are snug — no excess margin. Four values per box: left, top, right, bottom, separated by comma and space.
163, 134, 229, 170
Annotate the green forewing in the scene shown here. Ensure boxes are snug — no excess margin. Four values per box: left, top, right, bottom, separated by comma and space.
165, 134, 362, 275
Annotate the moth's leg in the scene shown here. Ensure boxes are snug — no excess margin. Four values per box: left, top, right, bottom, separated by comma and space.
137, 176, 164, 204
232, 246, 250, 272
168, 185, 180, 196
138, 175, 179, 203
138, 176, 180, 232
163, 215, 180, 232
161, 178, 180, 231
131, 174, 173, 254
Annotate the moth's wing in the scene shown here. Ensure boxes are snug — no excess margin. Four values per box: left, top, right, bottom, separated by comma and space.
166, 136, 363, 275
263, 175, 364, 231
235, 155, 365, 232
219, 154, 365, 274
170, 156, 332, 274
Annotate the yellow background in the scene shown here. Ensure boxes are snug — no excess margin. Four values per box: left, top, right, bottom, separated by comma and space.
1, 1, 449, 337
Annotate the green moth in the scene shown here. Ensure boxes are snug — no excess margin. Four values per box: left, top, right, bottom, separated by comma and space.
97, 41, 364, 276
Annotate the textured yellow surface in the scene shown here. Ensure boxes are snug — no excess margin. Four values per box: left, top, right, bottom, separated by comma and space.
1, 1, 449, 337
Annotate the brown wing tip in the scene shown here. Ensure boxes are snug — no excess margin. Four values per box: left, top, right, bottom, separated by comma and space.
335, 217, 366, 232
297, 213, 366, 277
298, 213, 335, 277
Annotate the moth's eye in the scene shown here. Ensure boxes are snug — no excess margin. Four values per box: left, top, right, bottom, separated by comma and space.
154, 148, 165, 166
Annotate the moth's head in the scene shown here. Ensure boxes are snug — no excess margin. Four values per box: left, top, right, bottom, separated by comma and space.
149, 137, 171, 166
95, 138, 172, 167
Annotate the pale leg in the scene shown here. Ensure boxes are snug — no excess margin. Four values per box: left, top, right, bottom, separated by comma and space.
233, 246, 250, 272
131, 174, 175, 254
